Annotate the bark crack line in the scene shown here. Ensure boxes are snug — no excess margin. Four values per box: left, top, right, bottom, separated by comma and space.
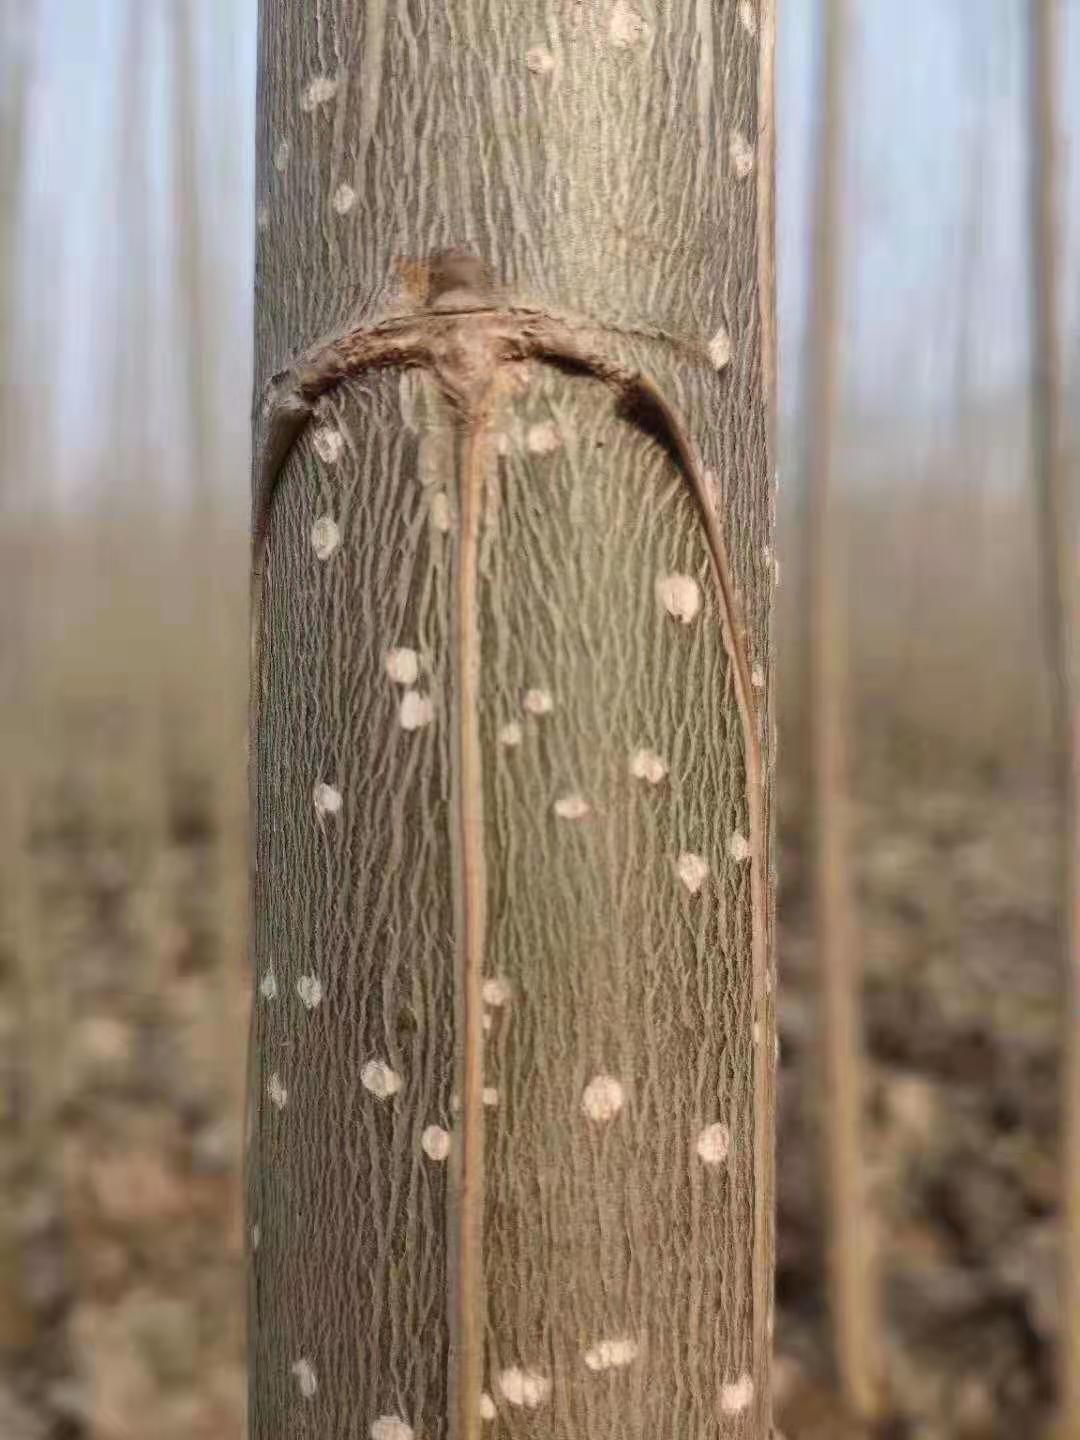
248, 295, 767, 1436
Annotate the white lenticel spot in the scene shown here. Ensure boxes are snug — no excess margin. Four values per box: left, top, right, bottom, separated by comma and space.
581, 1073, 625, 1123
498, 721, 523, 748
721, 1372, 754, 1414
483, 1012, 493, 1033
310, 515, 341, 560
291, 1358, 317, 1398
554, 793, 590, 820
730, 129, 755, 179
483, 976, 512, 1007
313, 781, 343, 817
697, 1121, 731, 1166
482, 1086, 499, 1108
332, 182, 356, 214
753, 1022, 762, 1044
421, 1125, 451, 1162
361, 1059, 402, 1099
657, 573, 702, 624
677, 852, 709, 894
708, 327, 732, 371
259, 970, 278, 1000
296, 974, 323, 1010
385, 647, 420, 686
273, 138, 290, 172
498, 1367, 551, 1409
525, 45, 556, 74
430, 491, 453, 532
370, 1416, 414, 1440
610, 0, 650, 48
523, 688, 554, 716
525, 419, 561, 454
738, 0, 758, 35
629, 748, 667, 785
313, 426, 345, 464
752, 663, 765, 689
480, 1392, 496, 1421
584, 1337, 639, 1371
300, 74, 338, 111
728, 831, 751, 863
251, 1223, 260, 1250
399, 690, 434, 731
268, 1073, 288, 1110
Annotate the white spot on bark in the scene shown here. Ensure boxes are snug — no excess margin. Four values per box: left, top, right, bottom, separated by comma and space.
630, 748, 667, 784
296, 974, 323, 1010
259, 970, 278, 1000
370, 1417, 414, 1440
498, 721, 523, 748
526, 420, 562, 454
430, 491, 453, 532
483, 1012, 493, 1033
610, 0, 650, 48
738, 0, 758, 35
498, 1367, 551, 1409
361, 1059, 402, 1099
273, 138, 290, 172
554, 793, 590, 820
774, 557, 782, 586
300, 75, 338, 111
728, 831, 751, 863
267, 1073, 288, 1110
751, 663, 765, 690
657, 573, 702, 623
251, 1223, 260, 1250
256, 203, 269, 232
483, 1086, 499, 1108
421, 1125, 451, 1162
696, 1122, 730, 1165
313, 426, 345, 463
525, 45, 556, 75
332, 182, 356, 214
677, 852, 709, 894
730, 129, 755, 179
523, 688, 554, 715
291, 1358, 317, 1398
753, 1021, 761, 1044
480, 1392, 496, 1421
313, 781, 343, 817
385, 647, 420, 686
584, 1336, 639, 1371
582, 1074, 625, 1122
399, 690, 434, 731
310, 515, 341, 559
708, 327, 732, 370
483, 976, 512, 1007
721, 1372, 754, 1414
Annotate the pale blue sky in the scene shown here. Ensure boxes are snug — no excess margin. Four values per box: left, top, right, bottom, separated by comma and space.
8, 0, 1080, 507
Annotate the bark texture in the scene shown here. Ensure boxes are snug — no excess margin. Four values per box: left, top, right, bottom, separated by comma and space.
248, 4, 776, 1438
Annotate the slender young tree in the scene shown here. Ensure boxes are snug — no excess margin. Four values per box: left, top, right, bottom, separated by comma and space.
803, 0, 882, 1423
1028, 5, 1080, 1436
248, 5, 777, 1438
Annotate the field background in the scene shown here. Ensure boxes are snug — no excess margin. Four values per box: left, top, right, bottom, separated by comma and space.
2, 4, 1080, 1438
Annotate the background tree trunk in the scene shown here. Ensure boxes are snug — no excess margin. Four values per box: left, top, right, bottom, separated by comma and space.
1027, 5, 1080, 1437
803, 0, 883, 1423
248, 4, 777, 1438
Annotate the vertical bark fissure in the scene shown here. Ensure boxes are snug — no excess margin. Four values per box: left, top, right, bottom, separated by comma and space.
448, 415, 489, 1440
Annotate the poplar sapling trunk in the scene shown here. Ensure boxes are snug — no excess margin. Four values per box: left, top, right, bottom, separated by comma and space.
247, 4, 777, 1437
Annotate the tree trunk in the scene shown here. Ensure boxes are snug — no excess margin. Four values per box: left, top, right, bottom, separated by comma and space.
803, 0, 883, 1423
248, 5, 777, 1438
1028, 6, 1080, 1436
